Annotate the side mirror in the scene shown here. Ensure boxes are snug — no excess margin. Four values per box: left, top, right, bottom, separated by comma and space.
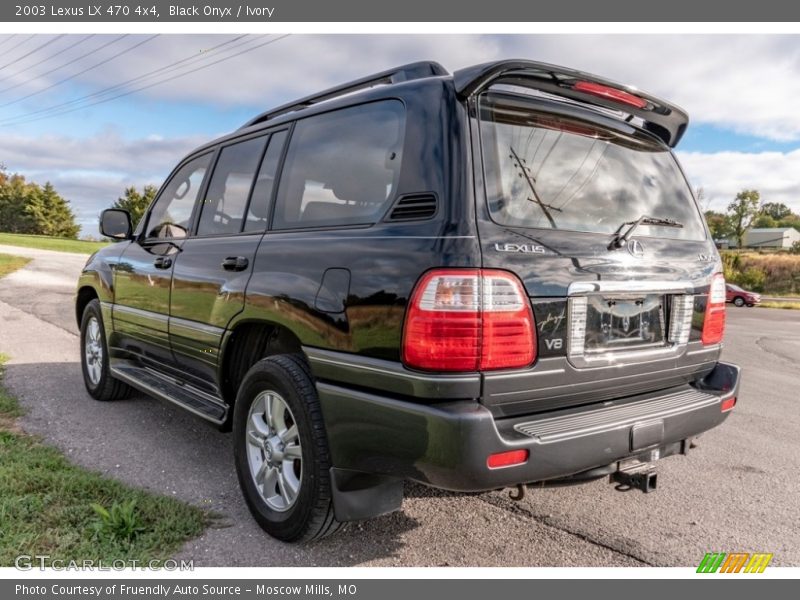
100, 209, 133, 240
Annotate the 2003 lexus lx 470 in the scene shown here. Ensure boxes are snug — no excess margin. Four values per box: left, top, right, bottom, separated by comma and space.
76, 59, 740, 542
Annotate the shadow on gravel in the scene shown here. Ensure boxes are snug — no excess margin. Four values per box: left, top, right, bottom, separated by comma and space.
4, 361, 419, 566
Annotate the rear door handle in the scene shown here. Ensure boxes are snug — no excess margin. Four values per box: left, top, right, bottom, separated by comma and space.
153, 256, 172, 269
222, 256, 249, 271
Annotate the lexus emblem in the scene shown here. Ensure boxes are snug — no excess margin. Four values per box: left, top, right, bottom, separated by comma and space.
627, 239, 645, 258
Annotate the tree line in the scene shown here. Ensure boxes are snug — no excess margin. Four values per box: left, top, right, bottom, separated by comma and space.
0, 165, 80, 238
704, 189, 800, 248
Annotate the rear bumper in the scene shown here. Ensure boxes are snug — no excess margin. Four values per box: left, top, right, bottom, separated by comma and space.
316, 361, 740, 492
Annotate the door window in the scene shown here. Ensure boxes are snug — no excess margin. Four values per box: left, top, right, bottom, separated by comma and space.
197, 136, 268, 236
146, 153, 211, 239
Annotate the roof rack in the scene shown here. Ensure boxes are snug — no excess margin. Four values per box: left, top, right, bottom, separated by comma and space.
241, 61, 449, 129
453, 60, 689, 147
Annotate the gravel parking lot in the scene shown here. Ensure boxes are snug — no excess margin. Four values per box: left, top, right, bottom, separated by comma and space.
1, 244, 798, 567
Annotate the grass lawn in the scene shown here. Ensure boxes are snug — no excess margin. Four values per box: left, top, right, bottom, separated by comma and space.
0, 250, 207, 566
0, 233, 108, 255
0, 253, 31, 277
0, 359, 208, 567
759, 301, 800, 310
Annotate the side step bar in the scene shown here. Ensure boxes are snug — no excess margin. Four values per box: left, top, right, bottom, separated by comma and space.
110, 360, 227, 424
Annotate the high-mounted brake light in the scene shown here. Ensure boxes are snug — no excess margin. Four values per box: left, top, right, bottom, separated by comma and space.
402, 269, 536, 372
702, 273, 727, 345
573, 81, 648, 109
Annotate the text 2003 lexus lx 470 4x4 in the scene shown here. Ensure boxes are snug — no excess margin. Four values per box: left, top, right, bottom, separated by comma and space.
77, 60, 740, 542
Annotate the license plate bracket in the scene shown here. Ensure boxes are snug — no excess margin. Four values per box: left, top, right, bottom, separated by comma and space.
584, 294, 665, 353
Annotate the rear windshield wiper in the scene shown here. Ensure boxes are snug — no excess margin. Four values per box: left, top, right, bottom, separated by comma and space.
509, 145, 561, 229
608, 215, 683, 250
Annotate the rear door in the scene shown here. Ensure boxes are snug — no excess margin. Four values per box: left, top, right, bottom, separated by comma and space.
168, 130, 288, 384
113, 153, 212, 368
472, 88, 720, 416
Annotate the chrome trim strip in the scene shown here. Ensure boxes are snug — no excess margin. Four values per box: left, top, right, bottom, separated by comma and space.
309, 354, 479, 384
169, 316, 225, 337
686, 345, 721, 356
261, 235, 476, 241
484, 368, 566, 380
112, 303, 169, 324
491, 360, 717, 401
568, 280, 694, 296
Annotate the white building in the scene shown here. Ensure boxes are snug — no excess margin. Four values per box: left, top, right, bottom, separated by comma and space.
743, 227, 800, 249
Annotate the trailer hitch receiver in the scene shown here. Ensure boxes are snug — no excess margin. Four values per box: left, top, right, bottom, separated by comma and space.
610, 464, 658, 493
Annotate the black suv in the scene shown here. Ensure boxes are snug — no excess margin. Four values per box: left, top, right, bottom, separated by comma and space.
77, 60, 740, 542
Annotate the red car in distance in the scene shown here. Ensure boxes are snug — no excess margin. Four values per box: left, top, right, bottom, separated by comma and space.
726, 283, 761, 307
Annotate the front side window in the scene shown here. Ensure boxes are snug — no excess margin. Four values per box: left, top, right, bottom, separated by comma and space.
478, 91, 706, 241
197, 136, 268, 236
146, 153, 211, 239
272, 100, 406, 230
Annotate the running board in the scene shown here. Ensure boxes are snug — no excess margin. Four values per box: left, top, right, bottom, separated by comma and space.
110, 360, 227, 424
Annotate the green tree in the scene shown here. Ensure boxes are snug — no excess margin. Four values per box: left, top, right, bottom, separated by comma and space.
704, 210, 733, 241
761, 202, 792, 221
0, 169, 79, 238
727, 189, 761, 249
777, 214, 800, 233
752, 214, 777, 229
111, 185, 157, 229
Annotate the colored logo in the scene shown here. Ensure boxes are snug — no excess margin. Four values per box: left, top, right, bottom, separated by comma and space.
696, 552, 773, 573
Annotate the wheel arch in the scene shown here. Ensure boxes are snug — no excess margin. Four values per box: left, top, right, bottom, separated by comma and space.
218, 319, 307, 415
75, 285, 100, 327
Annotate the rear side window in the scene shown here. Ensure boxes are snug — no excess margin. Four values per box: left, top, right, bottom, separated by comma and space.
272, 100, 405, 230
197, 135, 268, 236
478, 92, 706, 240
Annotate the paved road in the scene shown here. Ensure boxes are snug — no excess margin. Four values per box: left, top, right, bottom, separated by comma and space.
0, 247, 798, 566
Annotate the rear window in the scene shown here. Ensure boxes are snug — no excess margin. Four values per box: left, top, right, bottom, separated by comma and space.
272, 100, 405, 230
478, 92, 706, 241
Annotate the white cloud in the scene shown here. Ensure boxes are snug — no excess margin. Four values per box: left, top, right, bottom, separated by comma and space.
3, 34, 800, 235
678, 149, 800, 213
0, 129, 205, 234
4, 34, 800, 140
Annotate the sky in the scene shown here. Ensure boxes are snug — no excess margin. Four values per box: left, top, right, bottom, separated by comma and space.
0, 33, 799, 236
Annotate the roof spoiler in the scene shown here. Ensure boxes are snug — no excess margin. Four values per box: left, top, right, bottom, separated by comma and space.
241, 61, 448, 129
453, 60, 689, 147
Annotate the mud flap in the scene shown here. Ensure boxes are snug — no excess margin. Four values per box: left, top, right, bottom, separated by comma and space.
329, 468, 403, 522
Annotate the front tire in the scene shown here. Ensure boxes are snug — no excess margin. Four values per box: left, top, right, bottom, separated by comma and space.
80, 299, 131, 401
233, 354, 342, 543
733, 296, 745, 307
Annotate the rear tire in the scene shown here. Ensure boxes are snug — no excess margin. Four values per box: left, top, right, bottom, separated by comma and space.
80, 299, 131, 401
233, 354, 342, 542
733, 296, 745, 307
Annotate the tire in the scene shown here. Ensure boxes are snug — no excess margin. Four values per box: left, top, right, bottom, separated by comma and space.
733, 296, 745, 307
233, 354, 342, 543
80, 299, 132, 401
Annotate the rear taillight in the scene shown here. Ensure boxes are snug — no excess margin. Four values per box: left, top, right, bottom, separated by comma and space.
573, 81, 648, 109
402, 269, 536, 372
702, 273, 727, 345
721, 397, 737, 412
